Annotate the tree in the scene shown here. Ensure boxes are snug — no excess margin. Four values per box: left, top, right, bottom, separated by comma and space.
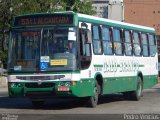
0, 0, 11, 67
64, 0, 96, 15
9, 0, 66, 15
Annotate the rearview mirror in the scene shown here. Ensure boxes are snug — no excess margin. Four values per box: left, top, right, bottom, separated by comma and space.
87, 30, 92, 44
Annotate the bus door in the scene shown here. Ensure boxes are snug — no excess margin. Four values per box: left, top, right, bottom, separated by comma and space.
79, 23, 92, 70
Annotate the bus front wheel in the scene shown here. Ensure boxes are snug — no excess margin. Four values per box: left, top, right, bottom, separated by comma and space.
88, 80, 100, 108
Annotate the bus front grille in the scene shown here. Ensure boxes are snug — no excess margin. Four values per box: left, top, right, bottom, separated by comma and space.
25, 83, 54, 88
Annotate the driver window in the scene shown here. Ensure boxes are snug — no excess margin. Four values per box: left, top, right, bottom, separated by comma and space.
79, 28, 92, 69
80, 29, 91, 57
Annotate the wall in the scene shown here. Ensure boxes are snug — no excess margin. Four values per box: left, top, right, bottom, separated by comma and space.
124, 0, 160, 35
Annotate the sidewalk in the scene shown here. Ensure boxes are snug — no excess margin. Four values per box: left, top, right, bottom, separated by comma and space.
0, 76, 7, 88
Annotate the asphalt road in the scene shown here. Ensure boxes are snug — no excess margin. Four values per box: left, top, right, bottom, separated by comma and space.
0, 84, 160, 120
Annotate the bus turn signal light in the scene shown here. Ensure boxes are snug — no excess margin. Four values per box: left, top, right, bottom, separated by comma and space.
72, 81, 77, 86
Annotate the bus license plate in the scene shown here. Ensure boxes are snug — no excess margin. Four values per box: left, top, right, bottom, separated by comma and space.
57, 86, 70, 91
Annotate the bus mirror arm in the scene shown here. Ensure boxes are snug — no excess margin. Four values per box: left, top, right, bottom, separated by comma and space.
1, 28, 10, 51
1, 29, 6, 51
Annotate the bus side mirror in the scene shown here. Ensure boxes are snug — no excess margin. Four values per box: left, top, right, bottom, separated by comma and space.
87, 30, 92, 44
81, 29, 92, 44
81, 22, 88, 29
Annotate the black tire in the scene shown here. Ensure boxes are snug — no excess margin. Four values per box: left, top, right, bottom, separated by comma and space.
123, 91, 131, 100
32, 100, 44, 107
131, 76, 143, 101
88, 80, 100, 108
123, 76, 143, 101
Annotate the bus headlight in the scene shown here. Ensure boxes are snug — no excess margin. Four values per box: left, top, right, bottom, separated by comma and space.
10, 83, 22, 88
10, 83, 16, 88
65, 82, 71, 86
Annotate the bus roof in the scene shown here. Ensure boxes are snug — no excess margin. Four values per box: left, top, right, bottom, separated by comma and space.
77, 13, 155, 33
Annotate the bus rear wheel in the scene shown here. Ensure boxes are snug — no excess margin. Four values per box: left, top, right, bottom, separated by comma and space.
88, 80, 100, 108
131, 76, 143, 100
123, 76, 143, 101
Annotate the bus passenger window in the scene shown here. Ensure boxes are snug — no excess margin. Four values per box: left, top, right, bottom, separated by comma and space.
92, 25, 102, 54
141, 33, 149, 57
133, 32, 141, 56
124, 30, 132, 56
113, 28, 122, 55
149, 34, 156, 57
102, 26, 113, 55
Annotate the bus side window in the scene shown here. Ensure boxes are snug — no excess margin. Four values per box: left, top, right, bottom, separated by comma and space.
124, 30, 132, 56
133, 32, 141, 56
92, 25, 102, 54
102, 26, 113, 55
149, 34, 157, 57
141, 33, 149, 57
112, 28, 123, 55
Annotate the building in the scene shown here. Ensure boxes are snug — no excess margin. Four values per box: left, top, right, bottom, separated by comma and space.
92, 0, 124, 21
92, 0, 160, 35
108, 0, 124, 21
92, 0, 109, 18
123, 0, 160, 59
124, 0, 160, 36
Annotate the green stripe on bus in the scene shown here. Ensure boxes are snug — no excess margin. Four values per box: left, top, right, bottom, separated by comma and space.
94, 65, 103, 67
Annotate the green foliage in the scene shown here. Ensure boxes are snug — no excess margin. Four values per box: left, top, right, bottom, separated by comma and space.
64, 0, 96, 15
8, 0, 96, 15
10, 0, 67, 15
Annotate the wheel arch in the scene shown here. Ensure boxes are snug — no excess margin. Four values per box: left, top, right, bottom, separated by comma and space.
94, 72, 103, 95
137, 71, 143, 88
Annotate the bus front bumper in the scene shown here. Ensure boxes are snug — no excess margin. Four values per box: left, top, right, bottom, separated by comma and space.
8, 80, 94, 98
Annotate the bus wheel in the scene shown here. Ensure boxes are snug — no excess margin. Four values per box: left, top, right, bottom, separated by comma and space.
88, 81, 100, 108
32, 100, 44, 107
132, 76, 143, 101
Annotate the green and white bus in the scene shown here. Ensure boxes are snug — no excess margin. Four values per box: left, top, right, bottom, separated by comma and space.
7, 11, 158, 107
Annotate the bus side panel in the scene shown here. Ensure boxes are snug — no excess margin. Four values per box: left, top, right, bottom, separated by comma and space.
71, 78, 95, 97
102, 76, 137, 94
140, 53, 158, 89
143, 75, 158, 89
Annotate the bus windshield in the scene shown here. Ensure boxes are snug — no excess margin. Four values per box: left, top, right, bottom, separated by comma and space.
8, 27, 78, 72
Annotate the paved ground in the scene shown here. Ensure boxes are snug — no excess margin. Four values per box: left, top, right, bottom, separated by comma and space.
0, 84, 160, 113
0, 76, 7, 88
0, 78, 160, 120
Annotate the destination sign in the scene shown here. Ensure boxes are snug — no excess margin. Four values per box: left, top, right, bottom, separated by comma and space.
14, 14, 74, 26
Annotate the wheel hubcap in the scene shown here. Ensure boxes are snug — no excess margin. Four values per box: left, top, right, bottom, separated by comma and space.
137, 82, 142, 97
94, 86, 98, 102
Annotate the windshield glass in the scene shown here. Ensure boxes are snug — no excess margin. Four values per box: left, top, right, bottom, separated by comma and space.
8, 27, 78, 72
